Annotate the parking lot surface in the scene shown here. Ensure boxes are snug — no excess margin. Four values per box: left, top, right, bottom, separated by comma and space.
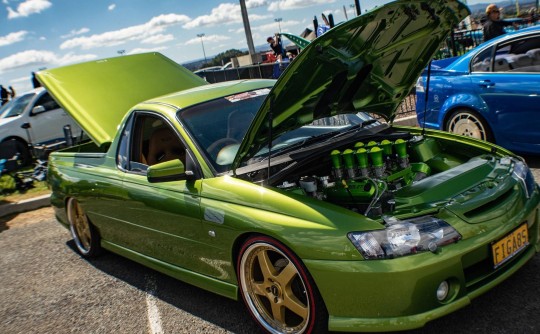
1, 155, 540, 334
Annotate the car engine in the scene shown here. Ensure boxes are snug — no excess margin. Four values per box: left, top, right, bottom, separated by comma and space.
269, 133, 526, 219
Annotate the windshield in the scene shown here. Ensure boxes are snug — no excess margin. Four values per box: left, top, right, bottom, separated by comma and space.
179, 89, 376, 173
0, 93, 35, 118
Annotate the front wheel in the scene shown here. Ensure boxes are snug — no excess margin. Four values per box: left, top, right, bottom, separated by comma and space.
67, 198, 102, 257
237, 236, 328, 334
445, 109, 493, 142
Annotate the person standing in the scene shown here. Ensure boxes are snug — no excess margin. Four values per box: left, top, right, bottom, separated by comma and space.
8, 86, 16, 99
267, 34, 285, 62
483, 4, 518, 42
0, 85, 8, 105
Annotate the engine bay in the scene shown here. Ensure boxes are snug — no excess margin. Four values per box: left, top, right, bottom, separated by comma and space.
269, 132, 519, 219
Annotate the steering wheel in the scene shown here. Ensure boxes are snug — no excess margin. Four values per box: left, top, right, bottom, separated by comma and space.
207, 138, 239, 159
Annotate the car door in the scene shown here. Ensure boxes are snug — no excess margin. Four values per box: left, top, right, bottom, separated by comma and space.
28, 90, 82, 144
469, 34, 540, 146
113, 111, 205, 270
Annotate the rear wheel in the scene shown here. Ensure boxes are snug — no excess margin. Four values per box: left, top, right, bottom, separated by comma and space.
3, 139, 32, 166
445, 109, 493, 142
237, 236, 328, 334
67, 198, 102, 257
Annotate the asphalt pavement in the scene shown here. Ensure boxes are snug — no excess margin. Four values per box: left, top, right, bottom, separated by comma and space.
0, 207, 539, 334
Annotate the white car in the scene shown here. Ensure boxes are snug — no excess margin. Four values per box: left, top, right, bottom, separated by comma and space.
0, 87, 83, 165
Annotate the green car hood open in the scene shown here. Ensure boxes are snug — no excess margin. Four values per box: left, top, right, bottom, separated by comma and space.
232, 0, 469, 170
36, 53, 207, 145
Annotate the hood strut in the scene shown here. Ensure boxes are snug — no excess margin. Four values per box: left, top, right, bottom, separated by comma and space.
266, 96, 274, 186
421, 60, 433, 136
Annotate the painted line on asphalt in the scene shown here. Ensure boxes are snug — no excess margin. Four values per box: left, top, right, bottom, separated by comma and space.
145, 274, 164, 334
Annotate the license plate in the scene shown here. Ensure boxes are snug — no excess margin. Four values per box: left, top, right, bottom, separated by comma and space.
492, 223, 529, 268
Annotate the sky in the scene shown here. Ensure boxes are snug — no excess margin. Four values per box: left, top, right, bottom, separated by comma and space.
1, 0, 488, 93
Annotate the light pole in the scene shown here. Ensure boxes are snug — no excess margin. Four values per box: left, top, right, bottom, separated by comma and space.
353, 0, 362, 16
196, 33, 207, 65
274, 18, 282, 33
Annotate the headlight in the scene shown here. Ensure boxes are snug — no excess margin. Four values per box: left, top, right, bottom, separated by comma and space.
348, 216, 461, 260
511, 158, 535, 198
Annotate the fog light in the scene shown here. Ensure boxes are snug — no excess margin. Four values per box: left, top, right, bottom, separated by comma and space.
436, 281, 449, 301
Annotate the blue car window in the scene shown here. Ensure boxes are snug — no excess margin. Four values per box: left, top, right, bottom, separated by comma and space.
495, 35, 540, 73
471, 46, 494, 72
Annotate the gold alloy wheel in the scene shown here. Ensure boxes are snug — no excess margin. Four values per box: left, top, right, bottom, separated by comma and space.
67, 198, 94, 256
447, 111, 488, 140
239, 241, 310, 334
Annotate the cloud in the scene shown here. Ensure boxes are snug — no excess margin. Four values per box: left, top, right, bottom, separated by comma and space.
60, 27, 90, 39
108, 4, 116, 11
0, 30, 28, 47
7, 0, 52, 19
60, 13, 190, 50
247, 0, 269, 8
127, 46, 168, 55
0, 49, 97, 74
268, 0, 335, 11
184, 34, 230, 46
183, 3, 270, 29
141, 34, 174, 45
255, 19, 300, 32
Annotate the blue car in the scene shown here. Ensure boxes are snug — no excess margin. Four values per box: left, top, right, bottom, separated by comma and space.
416, 26, 540, 154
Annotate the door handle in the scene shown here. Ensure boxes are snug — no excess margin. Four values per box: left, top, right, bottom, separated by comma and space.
478, 80, 495, 88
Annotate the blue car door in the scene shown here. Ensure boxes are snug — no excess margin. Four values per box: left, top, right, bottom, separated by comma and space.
471, 33, 540, 150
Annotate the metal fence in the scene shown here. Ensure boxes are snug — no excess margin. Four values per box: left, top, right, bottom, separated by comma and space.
195, 63, 278, 83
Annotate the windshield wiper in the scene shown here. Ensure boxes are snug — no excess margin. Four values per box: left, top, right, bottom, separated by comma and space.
261, 131, 340, 160
330, 119, 378, 139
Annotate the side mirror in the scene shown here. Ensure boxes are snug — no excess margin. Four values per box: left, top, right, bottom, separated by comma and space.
32, 105, 46, 114
147, 159, 195, 183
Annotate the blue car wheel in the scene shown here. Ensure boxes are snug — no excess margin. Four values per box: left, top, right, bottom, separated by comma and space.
446, 109, 493, 142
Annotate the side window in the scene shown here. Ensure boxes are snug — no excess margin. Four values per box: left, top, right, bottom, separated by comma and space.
493, 36, 540, 73
118, 113, 186, 173
116, 114, 133, 171
33, 92, 60, 112
471, 46, 494, 72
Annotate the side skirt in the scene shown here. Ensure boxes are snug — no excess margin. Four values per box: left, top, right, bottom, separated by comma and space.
101, 240, 238, 300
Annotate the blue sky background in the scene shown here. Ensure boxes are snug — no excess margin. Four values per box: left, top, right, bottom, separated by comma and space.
1, 0, 488, 92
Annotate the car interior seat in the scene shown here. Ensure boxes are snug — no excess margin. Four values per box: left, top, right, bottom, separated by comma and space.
146, 127, 185, 165
526, 48, 540, 65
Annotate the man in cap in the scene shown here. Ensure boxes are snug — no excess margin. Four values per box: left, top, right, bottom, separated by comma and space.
267, 34, 285, 62
483, 4, 519, 42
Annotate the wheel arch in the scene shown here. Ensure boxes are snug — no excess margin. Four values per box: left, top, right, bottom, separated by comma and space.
1, 135, 28, 146
443, 106, 495, 142
438, 92, 488, 127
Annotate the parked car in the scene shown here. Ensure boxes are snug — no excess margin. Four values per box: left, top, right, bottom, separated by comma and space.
416, 25, 540, 155
0, 87, 84, 165
38, 1, 539, 333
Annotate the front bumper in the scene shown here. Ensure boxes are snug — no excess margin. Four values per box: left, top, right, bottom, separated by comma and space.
305, 207, 540, 332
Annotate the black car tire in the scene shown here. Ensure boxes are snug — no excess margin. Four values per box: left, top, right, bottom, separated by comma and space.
67, 198, 102, 257
12, 140, 33, 166
445, 109, 494, 142
237, 235, 328, 334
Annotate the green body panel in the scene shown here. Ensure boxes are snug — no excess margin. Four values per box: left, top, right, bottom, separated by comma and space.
36, 53, 207, 145
280, 32, 311, 49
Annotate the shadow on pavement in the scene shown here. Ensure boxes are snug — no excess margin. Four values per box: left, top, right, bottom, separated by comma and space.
64, 238, 539, 334
65, 240, 263, 334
